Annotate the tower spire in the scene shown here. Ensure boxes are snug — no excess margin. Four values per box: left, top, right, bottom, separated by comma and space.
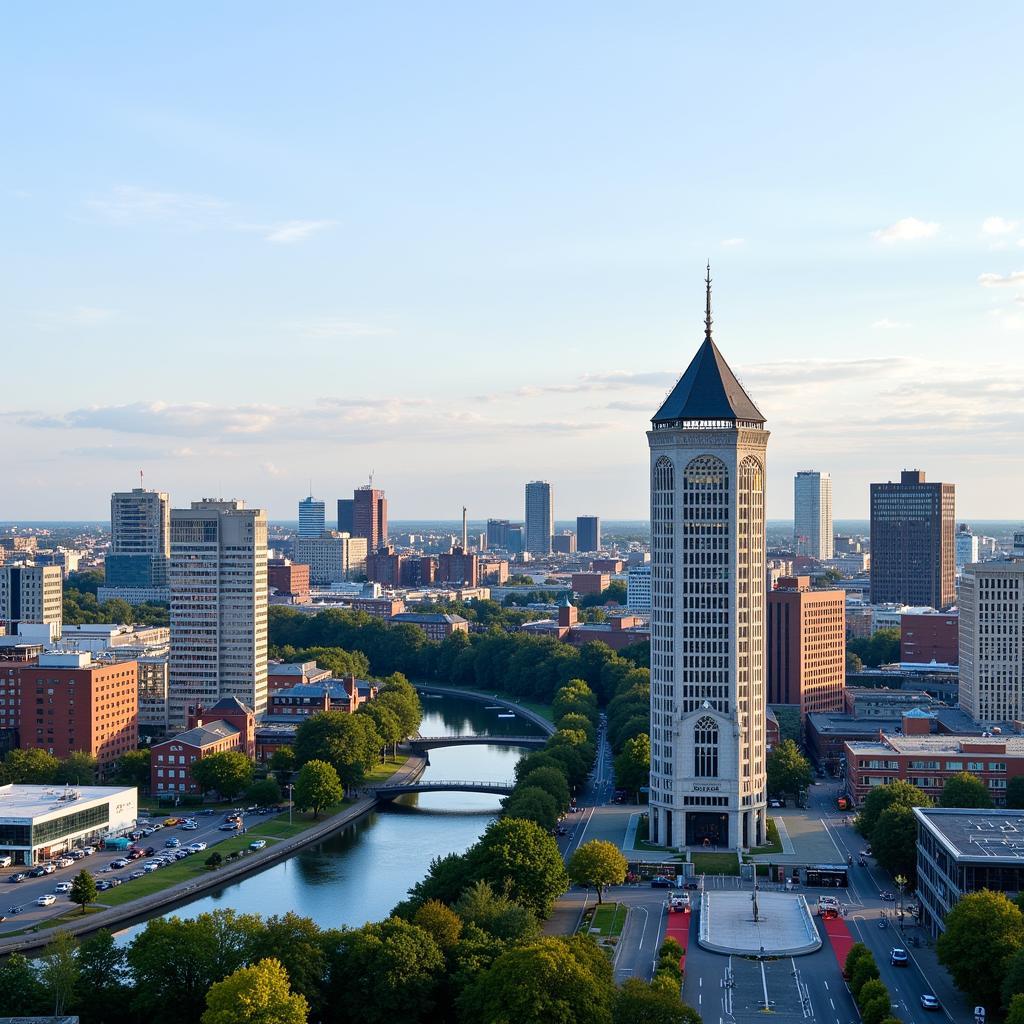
704, 262, 713, 341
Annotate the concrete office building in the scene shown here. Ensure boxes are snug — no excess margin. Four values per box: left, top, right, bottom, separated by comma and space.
627, 564, 652, 613
552, 532, 577, 554
577, 515, 601, 553
0, 565, 63, 636
794, 471, 833, 560
960, 558, 1024, 723
647, 271, 768, 851
525, 481, 554, 556
352, 486, 388, 552
486, 519, 511, 550
168, 499, 268, 727
337, 498, 355, 534
955, 524, 979, 573
106, 487, 170, 589
298, 495, 326, 537
766, 576, 845, 718
294, 532, 368, 586
870, 470, 955, 609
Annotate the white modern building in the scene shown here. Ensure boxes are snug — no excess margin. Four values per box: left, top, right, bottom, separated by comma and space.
626, 564, 652, 613
294, 531, 368, 585
959, 558, 1024, 723
106, 487, 171, 590
525, 481, 554, 556
647, 273, 768, 851
169, 499, 268, 727
0, 783, 137, 866
794, 470, 833, 560
0, 565, 63, 635
298, 495, 327, 538
955, 525, 979, 574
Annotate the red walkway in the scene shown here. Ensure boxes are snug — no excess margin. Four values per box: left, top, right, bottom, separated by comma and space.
663, 905, 692, 969
821, 912, 855, 970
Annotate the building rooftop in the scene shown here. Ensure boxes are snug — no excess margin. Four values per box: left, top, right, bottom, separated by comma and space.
848, 732, 1024, 756
0, 782, 136, 820
171, 720, 240, 748
916, 807, 1024, 862
391, 612, 468, 624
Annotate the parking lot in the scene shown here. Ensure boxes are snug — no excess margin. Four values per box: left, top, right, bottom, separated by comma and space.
1, 806, 275, 933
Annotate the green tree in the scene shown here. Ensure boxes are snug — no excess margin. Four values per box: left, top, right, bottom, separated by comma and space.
293, 711, 381, 789
846, 649, 864, 673
1008, 994, 1024, 1024
567, 840, 628, 904
246, 777, 283, 806
0, 952, 47, 1016
614, 733, 650, 796
503, 785, 561, 831
206, 852, 223, 869
114, 748, 152, 789
469, 817, 570, 918
521, 766, 571, 812
941, 771, 994, 809
269, 747, 296, 777
76, 928, 130, 1022
1003, 948, 1024, 1008
459, 936, 616, 1024
857, 979, 889, 1013
39, 930, 79, 1017
1008, 776, 1024, 809
56, 750, 98, 785
766, 739, 813, 799
862, 994, 892, 1024
70, 867, 98, 913
245, 913, 331, 1021
871, 805, 919, 880
189, 750, 254, 799
201, 957, 309, 1024
413, 899, 464, 951
849, 957, 880, 1000
856, 780, 931, 839
357, 702, 403, 757
4, 746, 59, 783
294, 759, 343, 818
844, 942, 873, 978
454, 880, 539, 943
613, 977, 702, 1024
937, 890, 1024, 1007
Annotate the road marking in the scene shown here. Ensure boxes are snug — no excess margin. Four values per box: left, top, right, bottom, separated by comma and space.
830, 998, 835, 1009
824, 981, 829, 990
700, 977, 703, 987
699, 994, 702, 1006
636, 905, 650, 950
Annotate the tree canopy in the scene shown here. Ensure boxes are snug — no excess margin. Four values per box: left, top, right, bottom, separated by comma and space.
856, 780, 931, 839
941, 771, 993, 809
567, 840, 628, 904
766, 739, 812, 799
293, 760, 343, 818
189, 751, 254, 799
201, 957, 309, 1024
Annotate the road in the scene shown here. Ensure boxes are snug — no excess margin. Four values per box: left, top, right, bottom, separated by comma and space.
1, 808, 259, 933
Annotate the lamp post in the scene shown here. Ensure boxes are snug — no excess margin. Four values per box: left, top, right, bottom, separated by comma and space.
286, 784, 294, 826
894, 873, 908, 930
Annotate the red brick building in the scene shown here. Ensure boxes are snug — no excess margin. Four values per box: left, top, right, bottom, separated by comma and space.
367, 547, 403, 585
766, 576, 846, 718
437, 548, 478, 587
268, 559, 311, 603
266, 676, 378, 719
572, 572, 609, 596
267, 660, 333, 695
901, 611, 958, 665
0, 652, 138, 773
350, 597, 405, 619
591, 559, 624, 574
390, 612, 469, 641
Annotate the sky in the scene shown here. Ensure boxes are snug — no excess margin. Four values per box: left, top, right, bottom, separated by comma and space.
4, 3, 1024, 521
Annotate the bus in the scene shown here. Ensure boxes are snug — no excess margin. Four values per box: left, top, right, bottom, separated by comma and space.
805, 864, 849, 887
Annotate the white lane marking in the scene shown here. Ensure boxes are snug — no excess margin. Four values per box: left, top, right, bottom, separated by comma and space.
824, 980, 829, 991
830, 998, 835, 1009
636, 905, 650, 950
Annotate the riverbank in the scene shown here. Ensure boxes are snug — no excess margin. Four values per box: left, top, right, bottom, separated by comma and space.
414, 683, 556, 735
0, 753, 427, 956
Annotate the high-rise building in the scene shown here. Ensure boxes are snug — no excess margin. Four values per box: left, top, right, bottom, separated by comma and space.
955, 524, 979, 573
576, 515, 601, 553
870, 470, 955, 609
168, 499, 268, 727
552, 532, 577, 554
525, 481, 553, 556
352, 486, 388, 552
766, 576, 845, 719
294, 532, 368, 585
487, 519, 511, 549
959, 558, 1024, 722
298, 496, 326, 538
793, 471, 833, 560
337, 499, 355, 534
626, 564, 652, 613
647, 272, 768, 850
0, 565, 63, 636
506, 524, 524, 555
437, 548, 478, 586
107, 487, 170, 588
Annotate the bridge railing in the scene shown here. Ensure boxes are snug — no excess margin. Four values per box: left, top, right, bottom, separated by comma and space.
375, 779, 515, 790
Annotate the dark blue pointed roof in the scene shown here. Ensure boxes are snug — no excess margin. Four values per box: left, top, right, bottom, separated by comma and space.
652, 336, 765, 425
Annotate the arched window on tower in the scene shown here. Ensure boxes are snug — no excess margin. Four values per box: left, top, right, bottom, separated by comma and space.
694, 715, 719, 777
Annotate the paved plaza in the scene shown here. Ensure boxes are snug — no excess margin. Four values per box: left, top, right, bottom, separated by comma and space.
699, 890, 822, 956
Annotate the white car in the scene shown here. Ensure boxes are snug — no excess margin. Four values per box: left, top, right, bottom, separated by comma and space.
249, 840, 267, 850
54, 881, 74, 894
82, 846, 96, 856
187, 842, 207, 852
55, 856, 75, 868
143, 863, 160, 873
181, 821, 198, 830
36, 894, 58, 906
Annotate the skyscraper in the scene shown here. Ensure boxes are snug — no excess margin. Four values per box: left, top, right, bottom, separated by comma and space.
0, 565, 63, 636
647, 271, 768, 850
337, 498, 355, 534
870, 470, 955, 608
107, 487, 170, 587
352, 485, 388, 553
793, 471, 833, 560
525, 481, 553, 555
298, 495, 326, 537
486, 519, 511, 549
169, 499, 268, 727
576, 515, 601, 553
955, 523, 979, 573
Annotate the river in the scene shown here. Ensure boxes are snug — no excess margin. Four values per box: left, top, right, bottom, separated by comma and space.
114, 693, 543, 941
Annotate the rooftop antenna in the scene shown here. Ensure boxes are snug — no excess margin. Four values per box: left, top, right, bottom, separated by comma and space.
705, 262, 713, 341
462, 506, 468, 552
139, 467, 144, 488
369, 469, 374, 488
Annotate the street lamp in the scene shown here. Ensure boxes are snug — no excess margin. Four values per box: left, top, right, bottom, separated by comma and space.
894, 874, 908, 929
286, 784, 294, 825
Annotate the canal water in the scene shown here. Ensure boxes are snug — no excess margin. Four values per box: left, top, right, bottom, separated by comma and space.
115, 694, 543, 941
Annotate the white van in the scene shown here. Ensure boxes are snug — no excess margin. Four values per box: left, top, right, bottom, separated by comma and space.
0, 856, 12, 868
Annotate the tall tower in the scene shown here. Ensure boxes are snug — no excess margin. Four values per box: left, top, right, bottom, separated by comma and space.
525, 481, 554, 555
108, 487, 171, 587
352, 485, 388, 553
793, 471, 833, 559
298, 495, 326, 537
647, 269, 768, 851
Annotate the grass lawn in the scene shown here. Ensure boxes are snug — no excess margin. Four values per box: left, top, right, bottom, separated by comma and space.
577, 901, 628, 939
633, 813, 671, 853
691, 852, 740, 875
750, 818, 783, 856
363, 755, 411, 785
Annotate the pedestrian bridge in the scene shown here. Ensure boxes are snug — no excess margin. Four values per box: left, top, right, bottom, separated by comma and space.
409, 735, 547, 752
373, 779, 515, 799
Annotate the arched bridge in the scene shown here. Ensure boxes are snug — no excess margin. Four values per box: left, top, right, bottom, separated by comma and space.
373, 779, 515, 799
409, 735, 548, 753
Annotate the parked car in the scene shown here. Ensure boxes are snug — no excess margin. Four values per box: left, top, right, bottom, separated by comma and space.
69, 850, 86, 860
890, 948, 909, 967
129, 870, 145, 880
36, 894, 58, 906
199, 808, 215, 815
144, 847, 156, 856
181, 821, 198, 830
54, 882, 74, 894
921, 995, 940, 1010
650, 876, 674, 888
163, 817, 181, 826
127, 849, 145, 860
81, 846, 96, 856
249, 840, 267, 850
96, 880, 112, 892
0, 856, 11, 869
219, 822, 240, 831
165, 838, 181, 848
188, 842, 208, 852
110, 858, 129, 869
109, 877, 122, 886
768, 798, 784, 808
55, 856, 75, 868
143, 863, 159, 873
7, 872, 27, 883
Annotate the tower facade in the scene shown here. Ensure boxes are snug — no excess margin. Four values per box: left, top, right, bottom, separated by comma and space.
794, 471, 833, 559
525, 481, 554, 555
576, 515, 601, 553
352, 486, 388, 553
298, 495, 326, 537
647, 273, 768, 851
108, 487, 171, 587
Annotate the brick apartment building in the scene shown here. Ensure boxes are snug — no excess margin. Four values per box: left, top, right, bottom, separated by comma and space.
437, 548, 478, 587
0, 652, 138, 773
766, 576, 845, 718
901, 610, 958, 665
350, 597, 405, 619
266, 676, 378, 719
390, 612, 469, 641
572, 572, 609, 596
268, 559, 311, 603
267, 660, 333, 694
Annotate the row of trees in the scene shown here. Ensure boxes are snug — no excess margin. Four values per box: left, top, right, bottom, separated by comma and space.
64, 571, 168, 627
766, 740, 813, 801
844, 944, 901, 1024
0, 748, 100, 786
846, 627, 901, 671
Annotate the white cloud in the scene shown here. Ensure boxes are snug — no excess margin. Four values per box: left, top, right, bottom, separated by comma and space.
871, 318, 909, 330
872, 217, 940, 243
982, 216, 1018, 236
978, 270, 1024, 288
285, 317, 392, 338
264, 219, 336, 244
87, 186, 226, 227
720, 238, 745, 247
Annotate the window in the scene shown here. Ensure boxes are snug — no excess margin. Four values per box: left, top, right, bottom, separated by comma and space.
694, 716, 719, 778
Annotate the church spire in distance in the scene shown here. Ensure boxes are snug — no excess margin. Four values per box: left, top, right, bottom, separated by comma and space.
704, 261, 713, 340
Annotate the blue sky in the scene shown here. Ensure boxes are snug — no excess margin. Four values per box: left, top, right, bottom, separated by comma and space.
4, 3, 1024, 520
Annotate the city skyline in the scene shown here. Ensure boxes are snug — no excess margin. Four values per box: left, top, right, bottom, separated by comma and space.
5, 6, 1024, 520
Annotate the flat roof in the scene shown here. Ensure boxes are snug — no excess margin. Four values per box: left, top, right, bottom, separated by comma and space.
0, 783, 136, 821
917, 807, 1024, 863
848, 733, 1024, 756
